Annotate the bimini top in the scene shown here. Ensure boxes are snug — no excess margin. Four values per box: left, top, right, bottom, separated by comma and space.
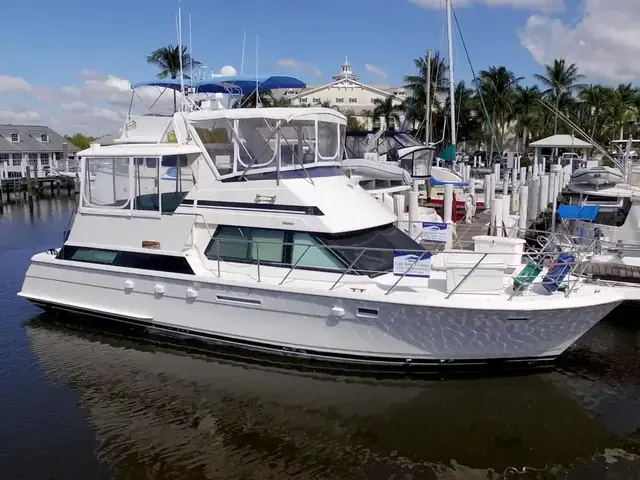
557, 204, 600, 221
131, 75, 306, 94
186, 107, 347, 124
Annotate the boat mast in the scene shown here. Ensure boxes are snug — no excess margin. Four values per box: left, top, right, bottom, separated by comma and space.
446, 0, 457, 150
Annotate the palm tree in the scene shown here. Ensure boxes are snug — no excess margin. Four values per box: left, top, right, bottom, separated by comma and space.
146, 45, 200, 112
476, 66, 522, 150
403, 51, 448, 129
533, 59, 585, 134
372, 98, 402, 131
511, 86, 542, 150
578, 84, 611, 139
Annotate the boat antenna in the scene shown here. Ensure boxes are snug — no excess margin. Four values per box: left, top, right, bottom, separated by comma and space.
177, 0, 185, 105
255, 34, 259, 108
446, 0, 457, 153
189, 13, 193, 86
240, 30, 247, 76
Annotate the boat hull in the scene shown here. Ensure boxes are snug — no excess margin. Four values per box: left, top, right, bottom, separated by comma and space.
19, 255, 621, 367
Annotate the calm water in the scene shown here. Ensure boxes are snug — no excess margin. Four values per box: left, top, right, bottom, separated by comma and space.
3, 197, 640, 479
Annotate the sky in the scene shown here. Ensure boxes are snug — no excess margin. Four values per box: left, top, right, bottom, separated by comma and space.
0, 0, 639, 136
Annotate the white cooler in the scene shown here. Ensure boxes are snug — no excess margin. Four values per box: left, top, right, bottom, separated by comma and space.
445, 252, 506, 294
472, 235, 525, 267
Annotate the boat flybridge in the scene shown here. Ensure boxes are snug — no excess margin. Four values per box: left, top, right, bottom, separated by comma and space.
18, 75, 623, 370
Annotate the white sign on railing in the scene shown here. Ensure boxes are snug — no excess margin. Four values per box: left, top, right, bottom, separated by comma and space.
421, 222, 449, 243
393, 252, 431, 278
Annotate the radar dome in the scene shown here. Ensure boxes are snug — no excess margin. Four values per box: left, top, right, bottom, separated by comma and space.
220, 65, 237, 76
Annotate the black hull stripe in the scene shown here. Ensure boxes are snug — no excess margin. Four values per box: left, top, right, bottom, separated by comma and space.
180, 199, 323, 216
29, 299, 558, 368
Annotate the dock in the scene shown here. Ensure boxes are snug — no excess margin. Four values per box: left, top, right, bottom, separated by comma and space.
578, 262, 640, 284
0, 172, 77, 207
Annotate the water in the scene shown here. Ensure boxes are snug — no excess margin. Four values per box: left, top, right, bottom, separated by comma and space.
3, 197, 640, 479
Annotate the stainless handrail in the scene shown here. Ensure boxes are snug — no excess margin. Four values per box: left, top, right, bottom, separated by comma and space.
385, 252, 427, 296
330, 249, 366, 291
445, 253, 488, 299
279, 244, 311, 285
191, 223, 606, 297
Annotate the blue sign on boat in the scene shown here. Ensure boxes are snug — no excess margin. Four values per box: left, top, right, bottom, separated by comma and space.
393, 252, 431, 278
421, 222, 449, 243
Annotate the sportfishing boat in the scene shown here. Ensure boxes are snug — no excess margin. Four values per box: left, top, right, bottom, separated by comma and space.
18, 75, 623, 369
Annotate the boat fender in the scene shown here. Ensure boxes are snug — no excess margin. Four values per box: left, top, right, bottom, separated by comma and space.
124, 280, 135, 292
331, 306, 345, 317
186, 287, 198, 299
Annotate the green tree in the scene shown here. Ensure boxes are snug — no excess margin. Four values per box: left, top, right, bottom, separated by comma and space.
511, 86, 542, 150
372, 98, 402, 131
533, 59, 585, 134
476, 65, 522, 150
146, 45, 200, 112
64, 133, 96, 150
403, 51, 448, 138
343, 109, 364, 132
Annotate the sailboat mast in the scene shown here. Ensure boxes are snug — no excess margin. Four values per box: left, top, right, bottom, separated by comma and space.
446, 0, 457, 148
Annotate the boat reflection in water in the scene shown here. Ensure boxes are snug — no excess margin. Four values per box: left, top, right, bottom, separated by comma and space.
26, 315, 640, 479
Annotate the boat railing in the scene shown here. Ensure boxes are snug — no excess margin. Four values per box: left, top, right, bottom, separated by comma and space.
200, 235, 598, 298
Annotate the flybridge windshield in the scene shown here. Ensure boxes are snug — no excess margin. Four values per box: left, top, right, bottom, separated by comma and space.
191, 116, 345, 179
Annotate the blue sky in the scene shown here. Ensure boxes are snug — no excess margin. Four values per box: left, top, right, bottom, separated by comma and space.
1, 0, 573, 86
0, 0, 636, 135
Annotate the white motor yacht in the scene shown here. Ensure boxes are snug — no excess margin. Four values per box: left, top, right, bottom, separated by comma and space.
18, 76, 623, 368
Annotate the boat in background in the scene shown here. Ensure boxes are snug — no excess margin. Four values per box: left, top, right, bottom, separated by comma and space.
571, 166, 624, 188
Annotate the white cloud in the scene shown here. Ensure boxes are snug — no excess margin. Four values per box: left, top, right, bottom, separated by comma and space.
365, 64, 388, 80
276, 59, 322, 77
520, 0, 640, 82
0, 109, 41, 123
0, 75, 33, 93
410, 0, 564, 11
0, 70, 184, 136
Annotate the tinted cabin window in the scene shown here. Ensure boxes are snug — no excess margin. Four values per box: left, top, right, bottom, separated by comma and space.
204, 226, 285, 264
203, 225, 421, 276
317, 224, 424, 275
291, 232, 343, 270
58, 246, 194, 275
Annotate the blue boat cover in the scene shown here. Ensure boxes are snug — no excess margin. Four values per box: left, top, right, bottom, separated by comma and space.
557, 204, 600, 221
131, 75, 306, 94
429, 177, 468, 188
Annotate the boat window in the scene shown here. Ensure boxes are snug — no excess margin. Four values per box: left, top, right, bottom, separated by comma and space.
203, 225, 419, 276
292, 233, 343, 270
317, 223, 425, 275
237, 118, 278, 169
133, 156, 160, 212
194, 122, 234, 175
204, 226, 285, 264
69, 248, 118, 265
317, 121, 340, 161
83, 157, 131, 209
278, 120, 316, 166
58, 246, 195, 275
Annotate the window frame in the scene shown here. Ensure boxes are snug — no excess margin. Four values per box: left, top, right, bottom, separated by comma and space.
10, 132, 19, 142
40, 133, 49, 142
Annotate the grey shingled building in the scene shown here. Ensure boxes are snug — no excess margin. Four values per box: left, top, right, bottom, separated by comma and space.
0, 124, 80, 179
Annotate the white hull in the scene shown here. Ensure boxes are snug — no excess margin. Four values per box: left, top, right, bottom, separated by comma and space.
20, 252, 621, 366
